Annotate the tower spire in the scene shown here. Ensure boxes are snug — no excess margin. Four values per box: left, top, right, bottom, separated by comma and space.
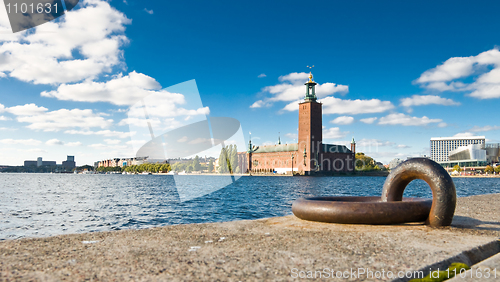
304, 65, 317, 101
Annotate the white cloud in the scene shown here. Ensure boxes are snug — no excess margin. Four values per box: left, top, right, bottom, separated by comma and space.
378, 113, 444, 126
125, 91, 209, 118
126, 140, 147, 146
46, 139, 64, 146
416, 48, 500, 99
0, 103, 4, 113
144, 8, 154, 14
400, 95, 460, 107
66, 142, 82, 147
16, 108, 113, 132
6, 103, 48, 115
88, 143, 128, 150
252, 72, 349, 108
468, 125, 500, 132
453, 132, 477, 138
23, 148, 47, 153
250, 100, 267, 109
258, 73, 266, 78
330, 116, 354, 125
188, 138, 211, 145
0, 0, 131, 84
357, 139, 394, 147
118, 117, 162, 128
0, 116, 10, 121
323, 127, 349, 139
0, 138, 41, 145
297, 97, 394, 115
104, 139, 121, 145
89, 143, 107, 149
417, 56, 475, 84
64, 129, 134, 139
41, 71, 162, 106
177, 136, 188, 143
397, 144, 410, 148
360, 117, 377, 124
278, 72, 309, 83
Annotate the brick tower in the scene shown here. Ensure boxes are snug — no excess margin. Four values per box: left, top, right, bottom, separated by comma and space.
298, 72, 322, 174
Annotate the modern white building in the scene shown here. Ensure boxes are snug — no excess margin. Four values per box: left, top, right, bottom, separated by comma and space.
448, 144, 487, 163
430, 136, 485, 162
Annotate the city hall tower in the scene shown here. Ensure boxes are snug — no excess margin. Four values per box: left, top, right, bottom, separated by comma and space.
298, 72, 322, 173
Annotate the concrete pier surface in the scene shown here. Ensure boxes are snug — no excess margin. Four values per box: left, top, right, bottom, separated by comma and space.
1, 194, 500, 281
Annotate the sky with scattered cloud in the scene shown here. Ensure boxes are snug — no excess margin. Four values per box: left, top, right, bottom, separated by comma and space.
0, 1, 500, 165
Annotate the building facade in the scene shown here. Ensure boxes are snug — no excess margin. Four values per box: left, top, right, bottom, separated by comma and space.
241, 72, 355, 175
62, 155, 76, 170
24, 157, 57, 167
430, 136, 485, 162
97, 156, 163, 168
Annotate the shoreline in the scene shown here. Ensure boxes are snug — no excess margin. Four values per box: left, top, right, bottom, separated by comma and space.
1, 194, 500, 281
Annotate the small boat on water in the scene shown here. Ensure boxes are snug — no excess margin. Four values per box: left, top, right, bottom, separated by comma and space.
141, 172, 152, 175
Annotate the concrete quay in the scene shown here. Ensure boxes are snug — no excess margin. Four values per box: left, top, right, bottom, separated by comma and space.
1, 194, 500, 281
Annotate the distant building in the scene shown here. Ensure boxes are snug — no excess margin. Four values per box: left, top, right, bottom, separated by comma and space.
97, 156, 166, 167
24, 161, 37, 167
431, 136, 500, 167
24, 157, 56, 167
62, 155, 76, 170
430, 136, 485, 163
239, 72, 355, 175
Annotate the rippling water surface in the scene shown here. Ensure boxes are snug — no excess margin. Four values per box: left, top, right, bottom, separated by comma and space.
1, 173, 500, 240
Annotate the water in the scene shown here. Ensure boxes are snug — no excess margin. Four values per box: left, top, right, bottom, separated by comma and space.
1, 174, 500, 240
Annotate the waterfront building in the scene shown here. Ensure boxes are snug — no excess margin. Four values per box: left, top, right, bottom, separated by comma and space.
62, 156, 76, 170
24, 157, 56, 167
430, 136, 485, 163
239, 72, 355, 175
23, 160, 37, 167
430, 136, 500, 167
97, 156, 164, 168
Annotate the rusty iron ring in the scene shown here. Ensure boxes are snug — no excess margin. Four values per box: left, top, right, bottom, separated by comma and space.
381, 158, 456, 227
292, 196, 432, 225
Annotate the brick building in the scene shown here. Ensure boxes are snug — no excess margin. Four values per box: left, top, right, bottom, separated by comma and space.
239, 72, 355, 175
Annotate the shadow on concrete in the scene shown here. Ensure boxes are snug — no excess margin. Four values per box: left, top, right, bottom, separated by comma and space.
452, 215, 500, 231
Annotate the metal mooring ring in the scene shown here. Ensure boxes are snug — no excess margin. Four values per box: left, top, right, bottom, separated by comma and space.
381, 158, 456, 227
292, 196, 432, 224
291, 158, 456, 226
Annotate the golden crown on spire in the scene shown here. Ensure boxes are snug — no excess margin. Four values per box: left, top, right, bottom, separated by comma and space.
306, 65, 314, 82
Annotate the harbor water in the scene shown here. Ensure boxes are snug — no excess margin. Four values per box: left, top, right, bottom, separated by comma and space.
1, 173, 499, 240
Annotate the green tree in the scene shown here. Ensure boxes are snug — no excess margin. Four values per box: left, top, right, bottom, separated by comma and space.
485, 165, 494, 174
193, 155, 201, 171
495, 166, 500, 174
77, 165, 94, 171
218, 147, 228, 173
160, 163, 170, 173
230, 145, 238, 174
171, 162, 186, 172
208, 159, 214, 172
355, 152, 376, 171
453, 165, 462, 172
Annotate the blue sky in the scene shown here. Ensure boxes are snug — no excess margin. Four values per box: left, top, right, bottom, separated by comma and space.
0, 0, 500, 166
